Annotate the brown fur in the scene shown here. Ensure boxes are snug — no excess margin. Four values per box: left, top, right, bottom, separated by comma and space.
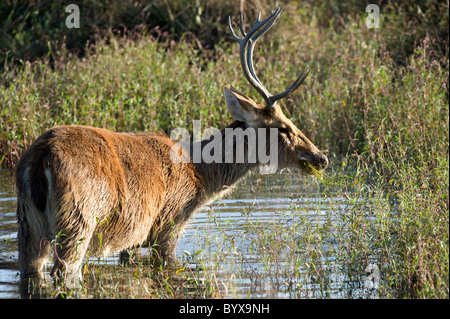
16, 88, 327, 288
16, 126, 203, 284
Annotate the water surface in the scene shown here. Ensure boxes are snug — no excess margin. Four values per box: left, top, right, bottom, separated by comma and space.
0, 169, 376, 298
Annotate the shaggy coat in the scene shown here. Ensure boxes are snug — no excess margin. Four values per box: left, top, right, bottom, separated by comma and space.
16, 87, 327, 288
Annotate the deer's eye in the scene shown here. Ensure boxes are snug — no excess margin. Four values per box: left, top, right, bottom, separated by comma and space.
278, 127, 290, 136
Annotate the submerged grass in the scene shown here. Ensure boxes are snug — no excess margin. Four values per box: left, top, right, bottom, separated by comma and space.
0, 1, 448, 298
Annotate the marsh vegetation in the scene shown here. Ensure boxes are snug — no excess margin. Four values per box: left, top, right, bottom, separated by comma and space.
0, 0, 448, 298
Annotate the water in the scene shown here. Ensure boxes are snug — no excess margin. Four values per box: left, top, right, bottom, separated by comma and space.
0, 171, 18, 299
0, 169, 377, 298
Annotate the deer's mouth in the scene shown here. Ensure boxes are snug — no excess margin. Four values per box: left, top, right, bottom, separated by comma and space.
297, 158, 326, 176
297, 151, 328, 173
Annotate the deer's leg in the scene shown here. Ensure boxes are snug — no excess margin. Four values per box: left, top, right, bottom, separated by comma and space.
150, 227, 183, 268
50, 219, 96, 289
17, 198, 53, 285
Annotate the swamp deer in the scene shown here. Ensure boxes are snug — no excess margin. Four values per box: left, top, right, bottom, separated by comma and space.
16, 6, 328, 288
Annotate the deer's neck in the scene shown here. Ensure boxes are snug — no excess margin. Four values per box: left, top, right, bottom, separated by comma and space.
192, 121, 258, 199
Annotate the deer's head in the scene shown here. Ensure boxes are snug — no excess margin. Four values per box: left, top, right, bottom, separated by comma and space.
225, 6, 328, 174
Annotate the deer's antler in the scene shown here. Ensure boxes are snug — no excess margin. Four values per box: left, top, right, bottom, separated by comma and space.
228, 6, 309, 108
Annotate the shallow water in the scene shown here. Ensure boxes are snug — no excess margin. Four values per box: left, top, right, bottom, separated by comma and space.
0, 169, 377, 298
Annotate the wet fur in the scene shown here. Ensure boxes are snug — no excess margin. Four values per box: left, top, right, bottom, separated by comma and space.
16, 88, 327, 287
16, 126, 206, 283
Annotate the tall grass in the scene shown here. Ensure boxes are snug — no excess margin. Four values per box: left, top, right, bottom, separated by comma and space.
0, 1, 448, 298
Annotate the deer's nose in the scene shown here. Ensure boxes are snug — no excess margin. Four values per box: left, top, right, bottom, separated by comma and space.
318, 153, 328, 170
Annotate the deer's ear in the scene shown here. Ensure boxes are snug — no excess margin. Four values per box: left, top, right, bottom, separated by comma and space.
224, 86, 259, 123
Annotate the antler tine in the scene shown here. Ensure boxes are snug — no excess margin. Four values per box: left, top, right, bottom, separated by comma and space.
227, 16, 241, 42
268, 69, 310, 106
245, 7, 284, 96
227, 7, 282, 48
251, 6, 283, 43
229, 6, 308, 108
228, 7, 283, 105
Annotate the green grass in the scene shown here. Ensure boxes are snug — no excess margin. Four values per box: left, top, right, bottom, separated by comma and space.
1, 1, 448, 298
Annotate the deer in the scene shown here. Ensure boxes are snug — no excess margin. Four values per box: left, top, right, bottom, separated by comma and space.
15, 6, 328, 289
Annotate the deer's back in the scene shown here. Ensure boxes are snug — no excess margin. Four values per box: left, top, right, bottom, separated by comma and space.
16, 125, 203, 252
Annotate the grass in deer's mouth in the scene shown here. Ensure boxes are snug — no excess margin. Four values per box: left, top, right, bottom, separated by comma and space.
304, 162, 321, 174
304, 162, 326, 180
302, 162, 336, 189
